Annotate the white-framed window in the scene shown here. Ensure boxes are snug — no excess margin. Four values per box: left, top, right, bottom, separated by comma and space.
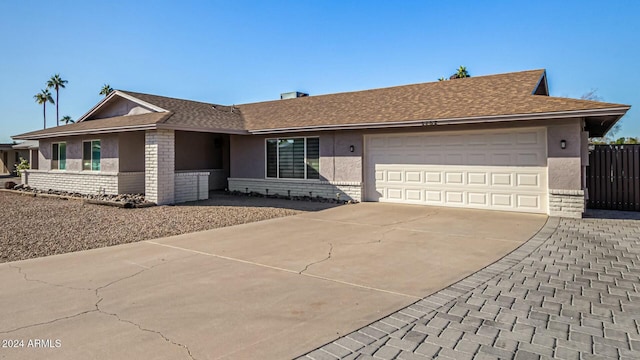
266, 137, 319, 179
52, 142, 66, 170
83, 140, 101, 171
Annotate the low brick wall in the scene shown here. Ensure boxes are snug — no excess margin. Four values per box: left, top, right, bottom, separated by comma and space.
23, 170, 119, 195
175, 171, 210, 203
118, 172, 145, 194
228, 178, 362, 202
549, 189, 585, 218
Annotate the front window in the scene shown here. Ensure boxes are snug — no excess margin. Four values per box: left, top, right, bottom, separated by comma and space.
83, 140, 101, 171
52, 142, 66, 170
266, 137, 319, 179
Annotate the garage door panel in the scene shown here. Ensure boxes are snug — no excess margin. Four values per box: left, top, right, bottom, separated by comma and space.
491, 193, 513, 207
425, 172, 442, 183
517, 132, 539, 144
445, 191, 464, 204
366, 128, 548, 214
425, 191, 442, 202
405, 189, 422, 201
405, 171, 422, 183
492, 173, 512, 186
387, 171, 402, 182
517, 173, 539, 187
468, 173, 487, 185
445, 172, 464, 184
386, 188, 403, 199
468, 192, 487, 205
517, 195, 540, 209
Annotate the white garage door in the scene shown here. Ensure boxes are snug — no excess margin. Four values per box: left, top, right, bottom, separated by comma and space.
365, 128, 548, 213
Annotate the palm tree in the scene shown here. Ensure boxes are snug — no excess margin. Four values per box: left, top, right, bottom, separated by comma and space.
455, 66, 470, 78
46, 74, 68, 127
61, 115, 74, 124
34, 89, 54, 129
99, 84, 114, 97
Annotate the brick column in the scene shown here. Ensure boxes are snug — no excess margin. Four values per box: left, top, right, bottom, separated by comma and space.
145, 129, 175, 205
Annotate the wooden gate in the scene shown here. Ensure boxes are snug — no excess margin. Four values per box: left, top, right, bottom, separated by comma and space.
587, 144, 640, 211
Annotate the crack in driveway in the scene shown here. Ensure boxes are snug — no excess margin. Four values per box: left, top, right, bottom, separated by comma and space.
4, 258, 197, 360
299, 243, 333, 274
8, 264, 94, 291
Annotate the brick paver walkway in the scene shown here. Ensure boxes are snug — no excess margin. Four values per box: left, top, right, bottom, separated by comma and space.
300, 213, 640, 360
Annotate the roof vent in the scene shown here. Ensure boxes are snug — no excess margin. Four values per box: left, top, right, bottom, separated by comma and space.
280, 91, 309, 100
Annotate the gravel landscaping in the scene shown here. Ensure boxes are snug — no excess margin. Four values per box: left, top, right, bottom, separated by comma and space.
0, 191, 338, 263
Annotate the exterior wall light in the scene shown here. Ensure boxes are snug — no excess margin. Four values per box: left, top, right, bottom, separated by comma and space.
349, 145, 355, 153
560, 140, 567, 149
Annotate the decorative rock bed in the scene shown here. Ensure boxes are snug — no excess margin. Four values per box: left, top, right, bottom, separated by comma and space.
227, 190, 358, 204
10, 184, 154, 208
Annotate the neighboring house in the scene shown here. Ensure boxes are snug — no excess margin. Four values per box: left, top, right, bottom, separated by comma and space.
11, 140, 39, 170
13, 69, 630, 218
0, 143, 32, 175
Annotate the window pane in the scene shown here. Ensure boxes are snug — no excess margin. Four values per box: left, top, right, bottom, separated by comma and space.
83, 142, 91, 170
306, 138, 320, 179
59, 143, 66, 170
52, 144, 59, 170
266, 139, 277, 178
278, 138, 304, 179
92, 141, 101, 171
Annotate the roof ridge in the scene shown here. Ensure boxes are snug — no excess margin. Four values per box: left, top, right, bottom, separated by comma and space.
118, 90, 228, 107
238, 69, 547, 107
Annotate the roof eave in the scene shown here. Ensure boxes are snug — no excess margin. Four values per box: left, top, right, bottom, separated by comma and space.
157, 124, 250, 135
248, 107, 631, 135
12, 124, 159, 140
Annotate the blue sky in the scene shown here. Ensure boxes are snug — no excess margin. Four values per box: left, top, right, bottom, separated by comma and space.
1, 1, 638, 142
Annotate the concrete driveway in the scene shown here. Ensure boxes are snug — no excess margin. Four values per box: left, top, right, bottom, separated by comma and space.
0, 203, 546, 359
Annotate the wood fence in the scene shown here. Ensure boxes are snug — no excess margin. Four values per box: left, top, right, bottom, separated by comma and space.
587, 144, 640, 211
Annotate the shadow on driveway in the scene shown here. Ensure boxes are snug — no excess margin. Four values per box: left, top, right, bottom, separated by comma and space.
584, 209, 640, 220
175, 191, 342, 212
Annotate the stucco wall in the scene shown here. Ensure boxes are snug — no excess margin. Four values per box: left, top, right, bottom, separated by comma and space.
229, 135, 265, 179
119, 132, 145, 172
38, 135, 119, 172
546, 119, 583, 190
230, 131, 363, 183
90, 96, 152, 119
175, 131, 225, 170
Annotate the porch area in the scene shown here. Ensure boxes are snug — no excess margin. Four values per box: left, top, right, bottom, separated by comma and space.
20, 129, 229, 204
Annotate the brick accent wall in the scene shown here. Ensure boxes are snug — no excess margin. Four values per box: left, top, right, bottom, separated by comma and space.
228, 178, 362, 202
549, 189, 585, 218
117, 172, 145, 194
22, 170, 119, 195
145, 130, 175, 205
175, 171, 210, 203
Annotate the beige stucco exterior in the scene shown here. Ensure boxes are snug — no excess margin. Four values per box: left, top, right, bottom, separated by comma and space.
230, 118, 585, 187
228, 118, 587, 216
38, 134, 119, 173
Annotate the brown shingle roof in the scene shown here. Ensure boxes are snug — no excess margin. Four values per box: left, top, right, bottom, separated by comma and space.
237, 69, 627, 131
14, 69, 630, 140
119, 91, 245, 131
13, 112, 171, 139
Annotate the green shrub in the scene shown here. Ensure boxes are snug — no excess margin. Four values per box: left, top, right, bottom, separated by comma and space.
14, 157, 30, 175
